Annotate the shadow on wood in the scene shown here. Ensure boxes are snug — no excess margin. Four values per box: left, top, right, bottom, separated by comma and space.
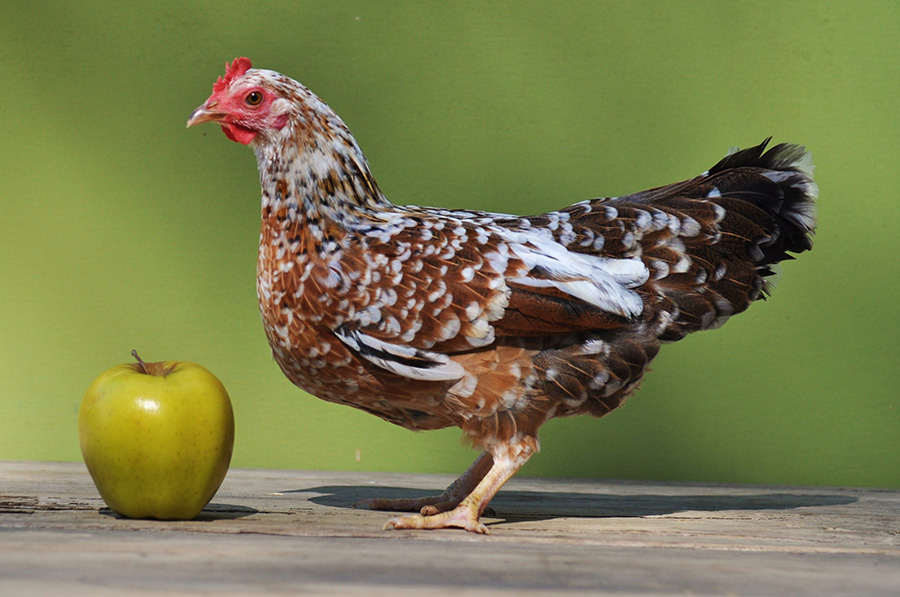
295, 483, 858, 521
96, 503, 260, 521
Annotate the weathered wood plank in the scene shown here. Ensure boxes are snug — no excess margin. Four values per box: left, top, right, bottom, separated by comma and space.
1, 461, 898, 595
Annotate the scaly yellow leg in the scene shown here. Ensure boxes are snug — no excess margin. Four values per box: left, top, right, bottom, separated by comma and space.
383, 443, 535, 534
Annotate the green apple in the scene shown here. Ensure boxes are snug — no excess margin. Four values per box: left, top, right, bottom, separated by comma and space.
78, 351, 235, 520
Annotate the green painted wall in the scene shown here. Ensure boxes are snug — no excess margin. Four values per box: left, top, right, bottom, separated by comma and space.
2, 1, 897, 487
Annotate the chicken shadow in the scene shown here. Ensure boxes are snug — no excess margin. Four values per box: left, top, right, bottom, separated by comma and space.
295, 484, 857, 522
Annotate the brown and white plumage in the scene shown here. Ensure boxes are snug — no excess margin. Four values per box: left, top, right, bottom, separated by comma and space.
188, 58, 817, 533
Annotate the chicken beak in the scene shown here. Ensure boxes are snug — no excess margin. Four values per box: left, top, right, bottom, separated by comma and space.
187, 101, 226, 127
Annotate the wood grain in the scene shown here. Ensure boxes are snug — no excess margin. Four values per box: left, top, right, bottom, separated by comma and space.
1, 461, 898, 595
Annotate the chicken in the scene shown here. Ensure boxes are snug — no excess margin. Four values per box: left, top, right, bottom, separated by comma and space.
188, 57, 817, 533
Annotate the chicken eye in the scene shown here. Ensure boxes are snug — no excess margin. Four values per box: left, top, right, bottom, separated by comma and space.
245, 91, 263, 106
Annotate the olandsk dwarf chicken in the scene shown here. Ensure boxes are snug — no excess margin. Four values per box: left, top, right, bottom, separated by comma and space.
188, 58, 817, 533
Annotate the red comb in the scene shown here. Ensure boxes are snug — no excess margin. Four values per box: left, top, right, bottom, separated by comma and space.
213, 57, 253, 93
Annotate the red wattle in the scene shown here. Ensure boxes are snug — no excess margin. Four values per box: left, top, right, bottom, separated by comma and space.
221, 123, 258, 145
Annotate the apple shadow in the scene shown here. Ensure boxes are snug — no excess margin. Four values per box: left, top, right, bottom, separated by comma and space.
196, 503, 259, 520
292, 484, 857, 523
99, 503, 258, 521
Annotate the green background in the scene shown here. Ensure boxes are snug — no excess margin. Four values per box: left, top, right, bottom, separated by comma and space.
2, 1, 897, 488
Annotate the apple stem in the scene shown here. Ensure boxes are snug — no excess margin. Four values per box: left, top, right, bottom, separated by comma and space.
131, 350, 151, 375
129, 350, 176, 377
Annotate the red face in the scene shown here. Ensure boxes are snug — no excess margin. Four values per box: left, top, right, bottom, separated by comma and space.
187, 59, 289, 145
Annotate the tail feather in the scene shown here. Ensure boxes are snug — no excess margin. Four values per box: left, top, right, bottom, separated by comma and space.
664, 139, 817, 338
566, 139, 817, 341
706, 139, 818, 263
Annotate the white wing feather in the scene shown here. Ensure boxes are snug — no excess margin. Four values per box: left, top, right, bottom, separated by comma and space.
335, 326, 465, 381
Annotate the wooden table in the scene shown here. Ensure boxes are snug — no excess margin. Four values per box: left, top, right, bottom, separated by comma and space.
1, 461, 898, 595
